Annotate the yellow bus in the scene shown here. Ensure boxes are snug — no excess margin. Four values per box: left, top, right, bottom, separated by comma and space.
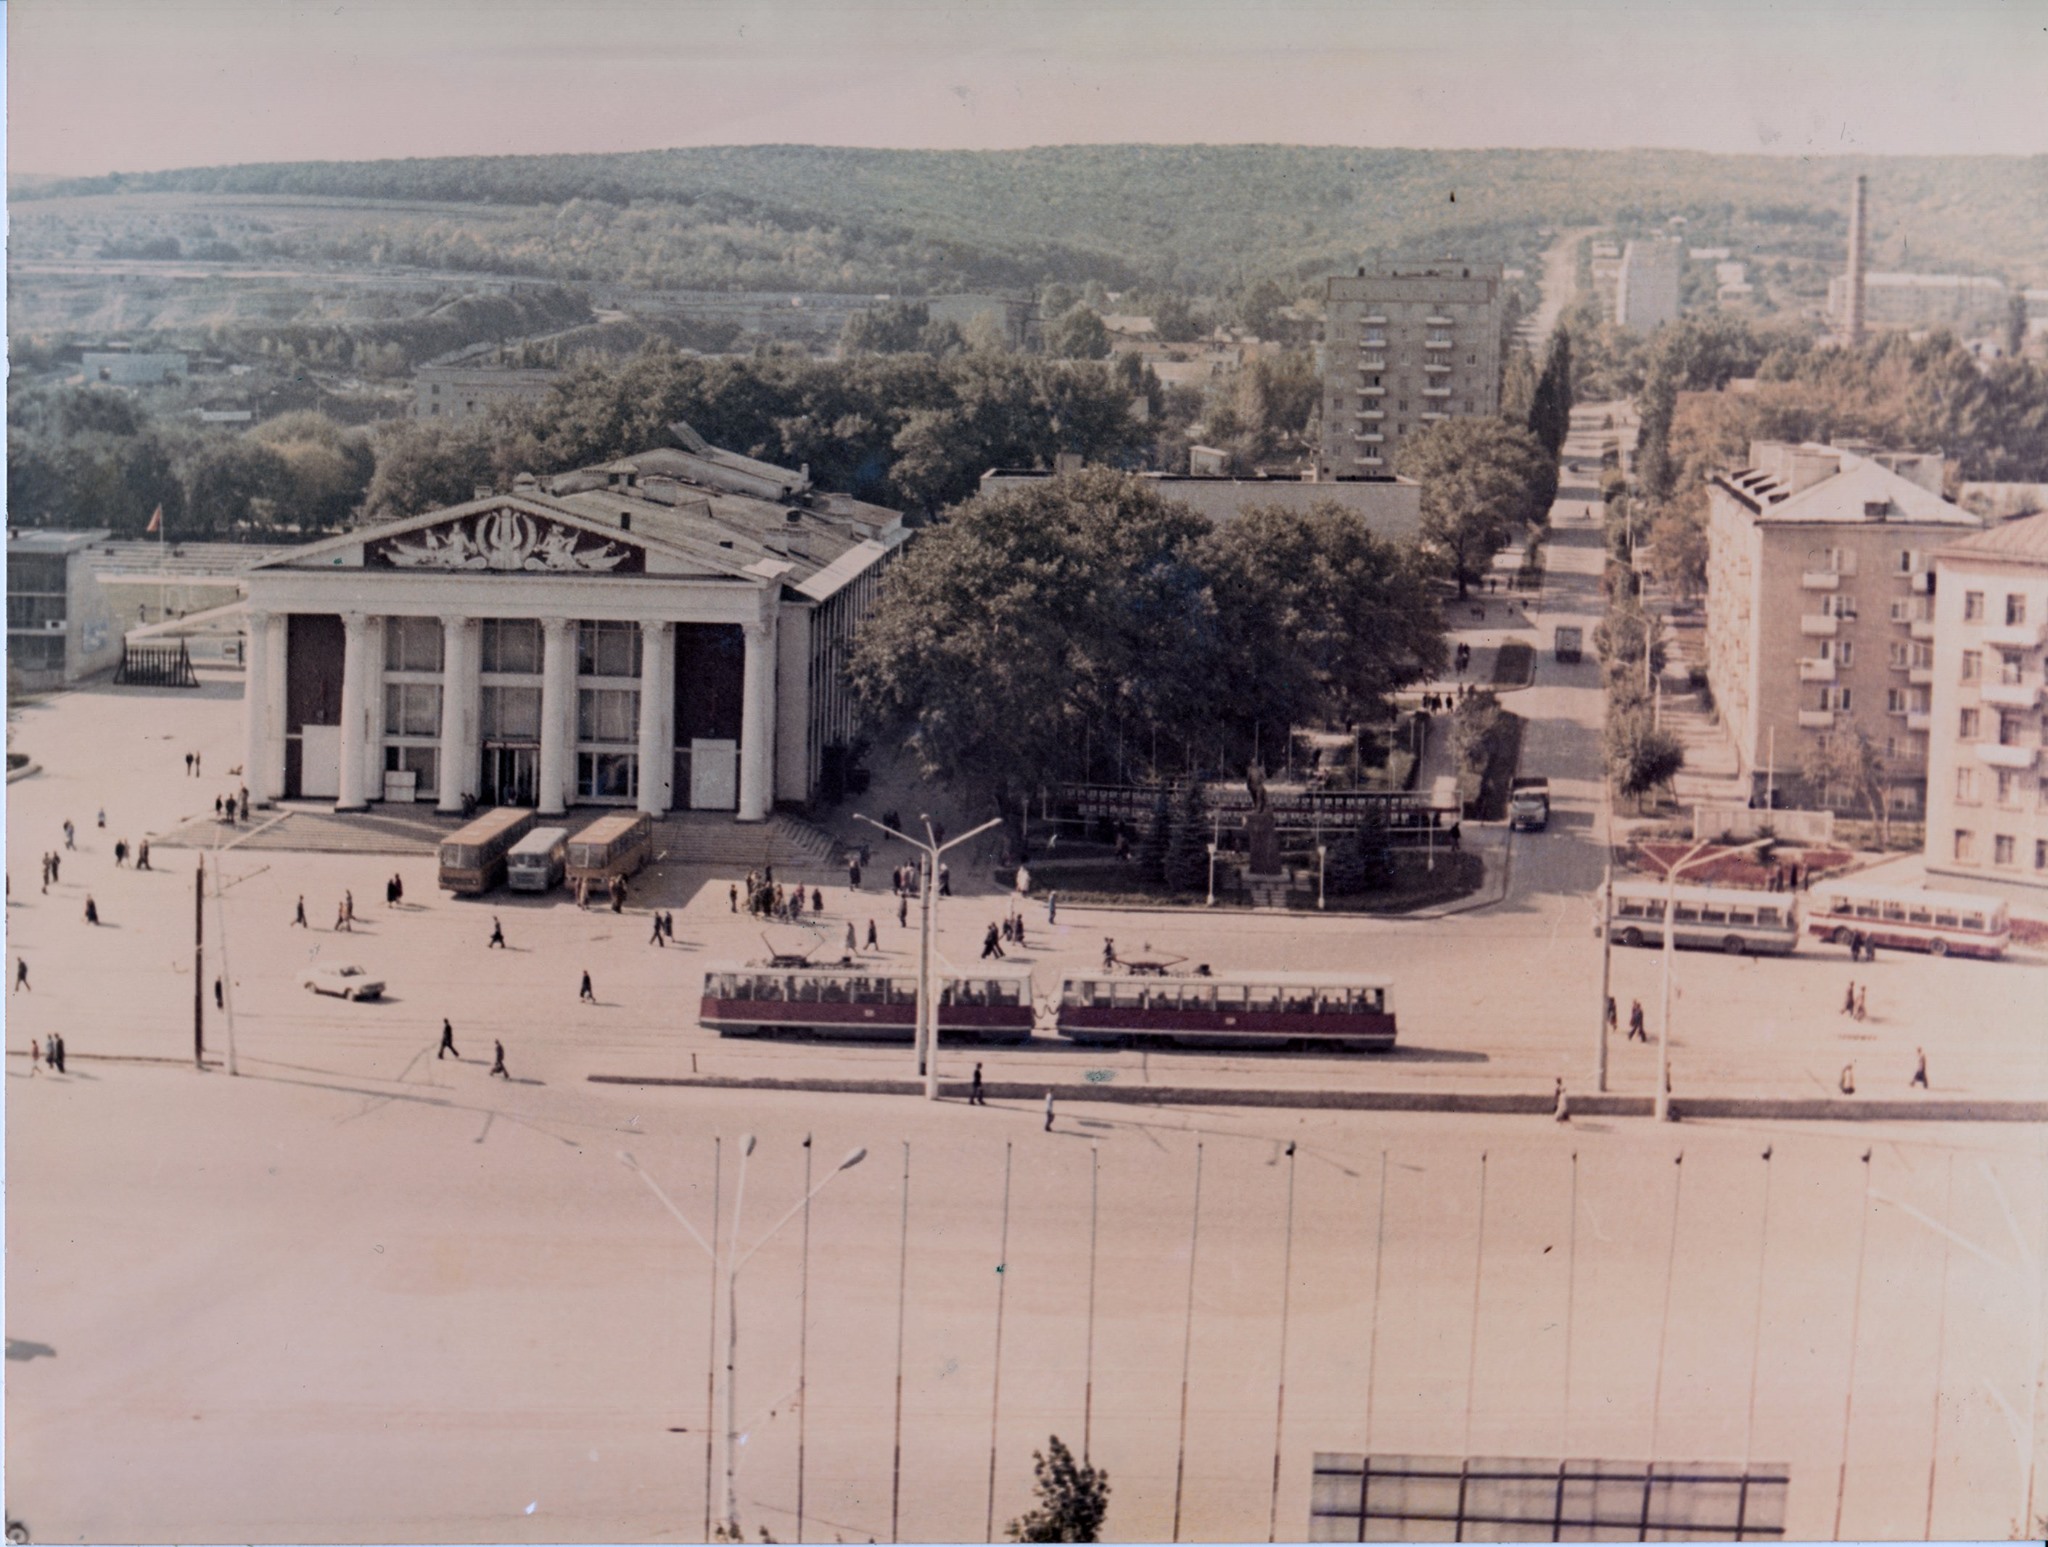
437, 806, 535, 895
566, 812, 654, 890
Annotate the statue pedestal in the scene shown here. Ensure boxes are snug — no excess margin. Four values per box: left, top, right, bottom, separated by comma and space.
1246, 809, 1282, 876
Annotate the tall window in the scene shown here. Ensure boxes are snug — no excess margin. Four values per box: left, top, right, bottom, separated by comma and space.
577, 687, 639, 745
1962, 651, 1983, 681
2000, 652, 2025, 686
1994, 834, 2016, 867
1964, 591, 1986, 622
577, 620, 642, 678
480, 619, 541, 674
1997, 768, 2022, 806
479, 684, 542, 740
1955, 767, 1978, 804
383, 616, 443, 673
1953, 829, 1975, 862
2000, 711, 2025, 747
1960, 707, 1981, 739
2007, 594, 2028, 626
384, 683, 441, 738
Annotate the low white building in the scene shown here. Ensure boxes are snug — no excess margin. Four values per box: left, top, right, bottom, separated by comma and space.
240, 428, 905, 820
1923, 511, 2048, 890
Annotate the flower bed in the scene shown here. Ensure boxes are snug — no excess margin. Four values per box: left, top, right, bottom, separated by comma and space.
1628, 840, 1856, 890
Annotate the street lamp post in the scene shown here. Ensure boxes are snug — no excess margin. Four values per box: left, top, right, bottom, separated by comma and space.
856, 812, 1003, 1101
1205, 842, 1219, 907
620, 1141, 866, 1540
1656, 836, 1769, 1121
1316, 845, 1327, 910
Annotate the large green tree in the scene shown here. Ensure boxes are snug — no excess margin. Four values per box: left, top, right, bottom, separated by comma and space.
1396, 419, 1555, 596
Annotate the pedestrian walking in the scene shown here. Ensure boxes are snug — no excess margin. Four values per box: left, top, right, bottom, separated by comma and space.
939, 863, 951, 898
185, 752, 194, 776
580, 970, 596, 1003
392, 873, 403, 906
50, 1033, 65, 1074
729, 883, 739, 913
1605, 996, 1618, 1032
335, 901, 351, 932
345, 889, 355, 924
1627, 999, 1646, 1041
63, 819, 75, 850
213, 978, 224, 1010
135, 841, 151, 871
970, 1062, 986, 1106
649, 913, 666, 947
811, 887, 824, 913
50, 853, 59, 883
1839, 1062, 1856, 1095
846, 921, 858, 954
1102, 937, 1117, 971
1911, 1048, 1929, 1089
865, 918, 879, 952
490, 1040, 509, 1079
385, 876, 398, 907
1841, 980, 1857, 1015
14, 958, 29, 993
488, 915, 506, 948
215, 796, 224, 819
1854, 985, 1867, 1022
1047, 889, 1057, 924
897, 894, 908, 928
1012, 913, 1027, 948
662, 911, 676, 942
193, 751, 201, 776
29, 1038, 40, 1074
982, 922, 1005, 960
439, 1019, 459, 1059
83, 894, 100, 926
848, 860, 862, 891
1864, 939, 1877, 964
293, 895, 308, 927
41, 853, 51, 893
113, 840, 128, 868
1043, 1090, 1055, 1132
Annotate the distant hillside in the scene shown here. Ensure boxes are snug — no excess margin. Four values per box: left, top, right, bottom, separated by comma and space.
19, 146, 2048, 296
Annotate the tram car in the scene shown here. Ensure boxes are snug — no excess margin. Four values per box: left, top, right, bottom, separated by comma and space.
698, 963, 1035, 1044
1053, 970, 1397, 1053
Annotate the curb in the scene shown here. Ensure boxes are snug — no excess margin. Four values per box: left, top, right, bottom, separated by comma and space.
584, 1073, 2048, 1123
9, 1051, 222, 1069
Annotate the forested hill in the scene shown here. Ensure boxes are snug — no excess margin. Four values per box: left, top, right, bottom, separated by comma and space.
20, 146, 2048, 293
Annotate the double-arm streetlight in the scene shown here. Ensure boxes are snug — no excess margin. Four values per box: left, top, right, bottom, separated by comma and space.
855, 811, 1003, 1100
620, 1140, 866, 1539
1652, 835, 1768, 1122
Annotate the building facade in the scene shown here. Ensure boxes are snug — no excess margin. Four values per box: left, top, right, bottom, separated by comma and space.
1922, 512, 2048, 890
412, 365, 566, 422
6, 530, 124, 688
1615, 240, 1682, 332
1703, 442, 1980, 810
1319, 262, 1503, 477
1824, 273, 2010, 335
240, 432, 905, 820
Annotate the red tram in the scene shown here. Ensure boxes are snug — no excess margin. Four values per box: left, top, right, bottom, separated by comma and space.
1054, 970, 1397, 1052
699, 964, 1036, 1044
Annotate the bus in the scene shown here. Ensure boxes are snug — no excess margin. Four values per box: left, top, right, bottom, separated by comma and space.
699, 965, 1035, 1044
437, 806, 535, 895
566, 812, 653, 890
505, 826, 569, 893
1054, 970, 1397, 1052
1607, 881, 1799, 956
1805, 882, 2010, 960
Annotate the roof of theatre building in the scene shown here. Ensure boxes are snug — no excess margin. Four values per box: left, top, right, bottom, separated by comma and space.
250, 426, 906, 600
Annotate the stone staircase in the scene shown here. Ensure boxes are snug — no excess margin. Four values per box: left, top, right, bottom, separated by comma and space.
1243, 872, 1303, 910
654, 811, 843, 871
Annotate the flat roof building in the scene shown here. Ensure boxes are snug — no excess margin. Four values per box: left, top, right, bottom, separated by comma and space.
1319, 261, 1503, 479
413, 364, 566, 423
1703, 441, 1981, 811
1615, 240, 1682, 332
6, 530, 122, 688
240, 425, 906, 820
1923, 511, 2048, 891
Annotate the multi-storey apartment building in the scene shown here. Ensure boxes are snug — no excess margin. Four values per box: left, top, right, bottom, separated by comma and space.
1923, 511, 2048, 890
1703, 441, 1981, 810
1615, 239, 1682, 332
1319, 261, 1502, 477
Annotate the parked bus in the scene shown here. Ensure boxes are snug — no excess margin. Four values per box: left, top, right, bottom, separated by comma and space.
699, 965, 1035, 1043
1054, 970, 1397, 1052
505, 826, 569, 893
566, 812, 653, 890
437, 806, 535, 895
1607, 881, 1800, 955
1805, 882, 2010, 960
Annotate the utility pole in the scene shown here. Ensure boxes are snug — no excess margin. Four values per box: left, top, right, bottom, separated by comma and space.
194, 856, 206, 1069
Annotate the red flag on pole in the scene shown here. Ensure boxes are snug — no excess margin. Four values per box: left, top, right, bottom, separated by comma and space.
146, 505, 163, 534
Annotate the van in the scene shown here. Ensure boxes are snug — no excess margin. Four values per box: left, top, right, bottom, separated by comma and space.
506, 827, 569, 893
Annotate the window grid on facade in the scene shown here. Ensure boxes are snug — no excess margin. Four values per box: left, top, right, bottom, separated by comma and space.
576, 619, 642, 679
480, 618, 542, 675
384, 682, 442, 739
383, 616, 444, 674
1964, 591, 1985, 621
1954, 829, 1975, 862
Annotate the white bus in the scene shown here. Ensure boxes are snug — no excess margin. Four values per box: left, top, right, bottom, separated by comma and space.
1607, 881, 1800, 956
1805, 882, 2011, 960
505, 826, 569, 893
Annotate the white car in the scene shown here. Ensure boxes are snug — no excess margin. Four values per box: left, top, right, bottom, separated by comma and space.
300, 964, 385, 1001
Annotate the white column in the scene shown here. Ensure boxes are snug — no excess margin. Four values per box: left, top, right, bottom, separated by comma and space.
243, 609, 272, 804
637, 620, 675, 816
261, 612, 287, 801
538, 616, 574, 817
738, 614, 777, 822
359, 614, 386, 801
335, 612, 372, 812
437, 614, 476, 814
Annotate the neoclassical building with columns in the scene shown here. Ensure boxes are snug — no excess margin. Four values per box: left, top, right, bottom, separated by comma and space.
240, 429, 906, 821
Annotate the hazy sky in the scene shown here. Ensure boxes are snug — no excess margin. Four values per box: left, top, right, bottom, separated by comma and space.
7, 0, 2046, 177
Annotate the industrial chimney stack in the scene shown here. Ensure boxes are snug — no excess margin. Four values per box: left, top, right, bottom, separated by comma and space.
1845, 175, 1868, 347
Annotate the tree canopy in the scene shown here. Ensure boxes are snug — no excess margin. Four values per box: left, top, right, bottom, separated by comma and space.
1395, 418, 1556, 596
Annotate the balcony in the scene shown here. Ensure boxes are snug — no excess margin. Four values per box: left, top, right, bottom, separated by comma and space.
1354, 432, 1385, 444
1358, 356, 1387, 370
1978, 741, 2040, 770
1425, 336, 1455, 350
1907, 710, 1932, 732
1911, 618, 1937, 640
1800, 615, 1839, 638
1425, 362, 1453, 374
1420, 411, 1449, 422
1984, 618, 2047, 649
1422, 386, 1452, 399
1425, 315, 1454, 327
1362, 314, 1388, 326
1797, 658, 1836, 682
1908, 666, 1935, 686
1981, 679, 2041, 709
1797, 710, 1836, 729
1360, 385, 1386, 397
1800, 570, 1841, 591
1354, 455, 1385, 468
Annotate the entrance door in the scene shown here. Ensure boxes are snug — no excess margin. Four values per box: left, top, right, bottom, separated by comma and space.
480, 744, 539, 808
690, 738, 738, 810
300, 724, 342, 800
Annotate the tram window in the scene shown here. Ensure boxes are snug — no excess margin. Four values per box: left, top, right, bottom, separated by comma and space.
1112, 982, 1147, 1009
1316, 988, 1353, 1014
821, 980, 847, 1003
852, 979, 882, 1005
1214, 984, 1248, 1012
1881, 902, 1908, 922
991, 980, 1021, 1007
1727, 908, 1754, 926
891, 980, 916, 1006
1700, 903, 1728, 924
938, 983, 958, 1006
1244, 985, 1282, 1014
753, 976, 784, 1002
1092, 982, 1114, 1009
793, 978, 822, 1003
1062, 980, 1090, 1008
1363, 988, 1385, 1013
1617, 897, 1648, 919
1184, 986, 1215, 1012
1933, 910, 1959, 928
1907, 907, 1932, 925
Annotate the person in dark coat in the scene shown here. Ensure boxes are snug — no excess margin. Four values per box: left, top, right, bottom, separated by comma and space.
488, 916, 506, 948
865, 919, 879, 952
83, 894, 100, 926
981, 922, 1005, 960
580, 970, 596, 1003
439, 1019, 459, 1060
969, 1063, 986, 1106
1911, 1048, 1929, 1089
490, 1040, 509, 1079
